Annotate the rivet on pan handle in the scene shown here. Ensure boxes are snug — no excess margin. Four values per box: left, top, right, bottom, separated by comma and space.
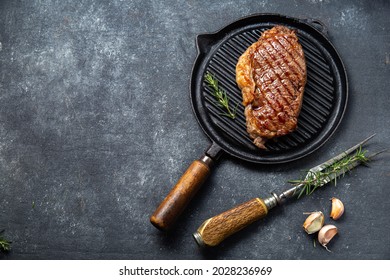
150, 143, 223, 231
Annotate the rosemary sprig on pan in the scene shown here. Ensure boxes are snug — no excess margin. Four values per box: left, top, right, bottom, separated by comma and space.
0, 230, 11, 253
204, 71, 238, 119
289, 146, 370, 199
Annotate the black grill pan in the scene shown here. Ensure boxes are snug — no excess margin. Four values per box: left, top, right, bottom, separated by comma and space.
151, 14, 348, 231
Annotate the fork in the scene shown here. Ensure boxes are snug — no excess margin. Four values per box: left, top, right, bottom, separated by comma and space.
193, 134, 381, 247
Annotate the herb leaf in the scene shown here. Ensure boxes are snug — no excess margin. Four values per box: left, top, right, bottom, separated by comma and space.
204, 71, 238, 119
290, 146, 370, 199
0, 230, 11, 253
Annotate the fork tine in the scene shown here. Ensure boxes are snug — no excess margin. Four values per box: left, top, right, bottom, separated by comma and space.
366, 148, 388, 160
318, 149, 385, 186
309, 134, 376, 173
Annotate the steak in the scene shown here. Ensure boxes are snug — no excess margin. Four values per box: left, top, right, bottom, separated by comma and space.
236, 25, 307, 149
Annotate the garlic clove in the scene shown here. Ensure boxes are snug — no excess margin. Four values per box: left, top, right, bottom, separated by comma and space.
303, 211, 324, 234
318, 224, 338, 252
330, 197, 344, 220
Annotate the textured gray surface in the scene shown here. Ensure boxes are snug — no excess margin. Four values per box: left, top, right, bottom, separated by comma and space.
0, 0, 389, 259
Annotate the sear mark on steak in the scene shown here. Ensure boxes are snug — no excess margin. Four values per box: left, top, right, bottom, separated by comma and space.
236, 25, 307, 149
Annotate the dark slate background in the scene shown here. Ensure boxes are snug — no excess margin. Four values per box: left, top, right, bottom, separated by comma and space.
0, 0, 389, 260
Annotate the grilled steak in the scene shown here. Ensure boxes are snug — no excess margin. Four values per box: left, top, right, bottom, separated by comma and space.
236, 25, 306, 149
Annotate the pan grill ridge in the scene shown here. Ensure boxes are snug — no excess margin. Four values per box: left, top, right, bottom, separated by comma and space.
203, 28, 335, 154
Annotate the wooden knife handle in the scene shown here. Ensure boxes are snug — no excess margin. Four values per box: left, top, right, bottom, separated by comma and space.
150, 158, 212, 231
193, 198, 268, 247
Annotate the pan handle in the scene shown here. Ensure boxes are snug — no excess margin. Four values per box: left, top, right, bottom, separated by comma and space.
196, 32, 223, 54
150, 143, 223, 231
193, 198, 269, 247
303, 18, 328, 36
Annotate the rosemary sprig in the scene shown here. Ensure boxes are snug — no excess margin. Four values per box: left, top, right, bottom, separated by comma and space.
0, 230, 11, 253
289, 146, 370, 199
204, 71, 238, 119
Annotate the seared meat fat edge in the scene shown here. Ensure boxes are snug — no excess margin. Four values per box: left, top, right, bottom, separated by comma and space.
236, 25, 307, 149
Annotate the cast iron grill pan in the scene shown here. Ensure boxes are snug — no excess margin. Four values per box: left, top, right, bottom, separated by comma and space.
192, 15, 347, 163
150, 14, 348, 231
